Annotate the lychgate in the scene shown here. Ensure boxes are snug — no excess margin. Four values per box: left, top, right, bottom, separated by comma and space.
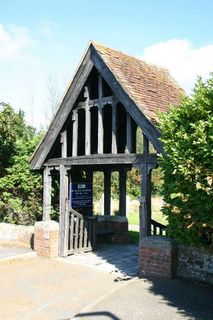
30, 41, 183, 257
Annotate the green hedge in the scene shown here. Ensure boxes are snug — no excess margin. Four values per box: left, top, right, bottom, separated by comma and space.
159, 75, 213, 247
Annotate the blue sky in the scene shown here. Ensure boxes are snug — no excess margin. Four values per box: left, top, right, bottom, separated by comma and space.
1, 0, 213, 128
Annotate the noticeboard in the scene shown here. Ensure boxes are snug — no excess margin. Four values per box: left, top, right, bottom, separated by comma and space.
70, 183, 92, 209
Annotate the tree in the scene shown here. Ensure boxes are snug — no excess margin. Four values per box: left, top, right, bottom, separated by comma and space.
159, 75, 213, 247
0, 103, 43, 225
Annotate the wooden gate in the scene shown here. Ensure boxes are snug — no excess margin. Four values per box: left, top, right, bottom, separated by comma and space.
67, 208, 97, 255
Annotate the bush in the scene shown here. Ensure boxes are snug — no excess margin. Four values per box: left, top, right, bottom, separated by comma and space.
159, 75, 213, 247
0, 103, 43, 225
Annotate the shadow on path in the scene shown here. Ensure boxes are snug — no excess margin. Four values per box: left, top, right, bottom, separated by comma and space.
63, 243, 139, 278
71, 311, 120, 319
146, 277, 213, 320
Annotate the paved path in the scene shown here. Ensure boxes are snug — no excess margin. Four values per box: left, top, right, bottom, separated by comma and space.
0, 241, 32, 259
58, 244, 139, 277
0, 255, 126, 320
74, 277, 213, 320
0, 242, 213, 320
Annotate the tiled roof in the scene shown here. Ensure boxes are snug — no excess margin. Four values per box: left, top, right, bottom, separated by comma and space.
92, 42, 184, 123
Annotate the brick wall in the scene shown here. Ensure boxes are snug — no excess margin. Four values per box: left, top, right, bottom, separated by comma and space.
139, 236, 213, 284
139, 236, 176, 278
96, 215, 129, 244
34, 221, 59, 258
176, 244, 213, 284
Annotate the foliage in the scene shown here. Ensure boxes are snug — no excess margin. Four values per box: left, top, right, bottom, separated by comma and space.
159, 75, 213, 247
0, 103, 43, 225
128, 230, 139, 242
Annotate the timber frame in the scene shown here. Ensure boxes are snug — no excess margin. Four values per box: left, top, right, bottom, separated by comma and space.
30, 41, 183, 257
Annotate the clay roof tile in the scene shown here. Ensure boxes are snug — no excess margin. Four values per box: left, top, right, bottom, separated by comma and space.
92, 42, 184, 122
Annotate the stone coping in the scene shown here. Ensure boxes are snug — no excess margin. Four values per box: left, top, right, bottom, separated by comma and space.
140, 236, 175, 249
96, 215, 128, 223
34, 220, 59, 230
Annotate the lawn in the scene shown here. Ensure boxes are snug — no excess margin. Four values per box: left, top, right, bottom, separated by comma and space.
127, 195, 168, 226
128, 211, 168, 226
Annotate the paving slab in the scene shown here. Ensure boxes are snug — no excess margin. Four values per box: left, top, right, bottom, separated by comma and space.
58, 244, 139, 277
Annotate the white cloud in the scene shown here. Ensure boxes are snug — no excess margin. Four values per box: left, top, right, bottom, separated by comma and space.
0, 22, 68, 129
0, 24, 36, 61
142, 39, 213, 93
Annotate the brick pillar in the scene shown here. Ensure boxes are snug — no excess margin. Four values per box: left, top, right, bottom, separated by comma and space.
34, 221, 59, 258
139, 236, 176, 279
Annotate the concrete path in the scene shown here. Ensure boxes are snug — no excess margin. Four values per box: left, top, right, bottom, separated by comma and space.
0, 255, 126, 320
74, 277, 213, 320
0, 243, 213, 320
0, 241, 33, 259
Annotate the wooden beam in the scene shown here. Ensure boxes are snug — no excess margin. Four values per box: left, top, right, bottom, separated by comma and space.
85, 107, 91, 155
86, 169, 93, 216
72, 110, 78, 157
84, 86, 91, 156
59, 164, 69, 257
45, 153, 157, 167
78, 96, 113, 108
104, 170, 111, 215
60, 130, 67, 158
143, 133, 149, 155
139, 163, 152, 239
98, 74, 104, 154
111, 97, 117, 153
98, 74, 103, 98
45, 153, 157, 166
119, 169, 127, 216
90, 47, 164, 154
126, 113, 133, 153
43, 167, 52, 221
30, 50, 93, 170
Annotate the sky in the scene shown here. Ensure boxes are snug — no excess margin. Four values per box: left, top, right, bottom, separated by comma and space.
0, 0, 213, 129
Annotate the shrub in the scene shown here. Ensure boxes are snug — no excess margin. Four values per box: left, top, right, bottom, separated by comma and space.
159, 75, 213, 247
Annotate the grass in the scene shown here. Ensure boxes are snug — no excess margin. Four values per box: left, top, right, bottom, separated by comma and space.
128, 211, 168, 226
128, 230, 139, 242
94, 195, 168, 226
127, 195, 168, 226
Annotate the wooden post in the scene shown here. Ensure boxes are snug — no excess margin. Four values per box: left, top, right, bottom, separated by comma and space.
43, 167, 52, 221
119, 169, 127, 216
139, 134, 152, 240
85, 107, 91, 155
112, 98, 117, 154
86, 169, 93, 216
60, 130, 67, 158
59, 164, 69, 257
84, 86, 91, 156
72, 109, 78, 157
139, 163, 152, 240
104, 169, 111, 215
143, 133, 149, 154
98, 74, 104, 154
126, 113, 133, 153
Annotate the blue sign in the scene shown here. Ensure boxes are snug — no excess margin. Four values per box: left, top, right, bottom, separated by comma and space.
70, 183, 92, 209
